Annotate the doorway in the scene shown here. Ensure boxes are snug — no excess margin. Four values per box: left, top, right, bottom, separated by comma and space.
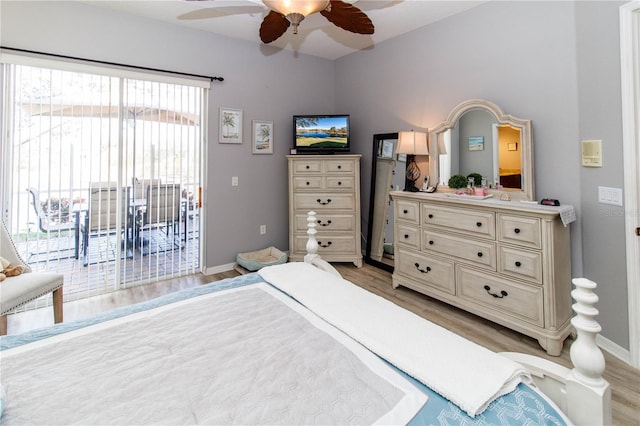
1, 62, 205, 304
493, 125, 522, 190
620, 1, 640, 368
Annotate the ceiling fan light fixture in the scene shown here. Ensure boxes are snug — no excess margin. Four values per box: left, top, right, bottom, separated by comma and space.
262, 0, 330, 18
259, 0, 372, 43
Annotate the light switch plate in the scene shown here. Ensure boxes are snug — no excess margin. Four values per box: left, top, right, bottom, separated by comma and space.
598, 186, 623, 206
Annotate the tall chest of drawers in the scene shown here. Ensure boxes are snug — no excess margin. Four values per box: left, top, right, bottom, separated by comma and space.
288, 155, 362, 268
390, 191, 573, 355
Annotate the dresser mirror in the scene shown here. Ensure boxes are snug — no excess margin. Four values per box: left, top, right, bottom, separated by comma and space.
365, 132, 403, 272
429, 99, 535, 201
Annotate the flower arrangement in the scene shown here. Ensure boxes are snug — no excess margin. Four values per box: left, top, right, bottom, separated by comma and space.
41, 197, 71, 223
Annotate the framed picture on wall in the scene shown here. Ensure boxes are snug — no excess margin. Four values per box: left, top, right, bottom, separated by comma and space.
219, 107, 243, 144
468, 136, 484, 151
508, 142, 518, 151
381, 140, 394, 158
252, 120, 274, 154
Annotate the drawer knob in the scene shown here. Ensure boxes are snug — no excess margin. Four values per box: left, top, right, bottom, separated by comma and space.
515, 261, 522, 267
477, 252, 483, 257
514, 228, 521, 234
316, 198, 332, 205
317, 220, 332, 227
338, 181, 342, 186
318, 241, 332, 248
306, 165, 310, 169
484, 285, 508, 298
429, 240, 434, 245
337, 165, 342, 169
404, 234, 409, 239
306, 181, 310, 186
403, 209, 409, 214
428, 214, 434, 219
476, 222, 482, 227
414, 263, 432, 273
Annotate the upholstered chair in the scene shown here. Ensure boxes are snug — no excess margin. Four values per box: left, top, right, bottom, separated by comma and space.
0, 218, 63, 335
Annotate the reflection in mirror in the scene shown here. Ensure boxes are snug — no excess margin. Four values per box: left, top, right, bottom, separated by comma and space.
365, 133, 402, 272
431, 99, 534, 200
439, 111, 522, 189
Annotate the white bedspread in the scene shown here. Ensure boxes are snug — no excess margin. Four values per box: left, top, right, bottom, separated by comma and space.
0, 284, 427, 425
259, 262, 531, 417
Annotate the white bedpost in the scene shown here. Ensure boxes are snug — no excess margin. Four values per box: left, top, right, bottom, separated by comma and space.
500, 277, 612, 425
303, 211, 342, 277
304, 211, 320, 264
565, 278, 611, 426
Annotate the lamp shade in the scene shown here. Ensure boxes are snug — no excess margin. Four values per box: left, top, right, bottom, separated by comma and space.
263, 0, 330, 17
397, 130, 429, 155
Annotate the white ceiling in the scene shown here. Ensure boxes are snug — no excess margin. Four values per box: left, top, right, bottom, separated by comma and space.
87, 0, 486, 60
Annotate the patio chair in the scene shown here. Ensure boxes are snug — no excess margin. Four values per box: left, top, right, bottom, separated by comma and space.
0, 218, 63, 335
27, 188, 75, 234
132, 178, 161, 201
81, 183, 129, 266
26, 187, 76, 260
136, 183, 182, 253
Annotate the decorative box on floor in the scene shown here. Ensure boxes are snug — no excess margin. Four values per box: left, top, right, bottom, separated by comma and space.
234, 246, 288, 274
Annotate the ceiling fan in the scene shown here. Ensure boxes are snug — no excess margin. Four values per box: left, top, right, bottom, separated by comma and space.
259, 0, 374, 43
185, 0, 374, 44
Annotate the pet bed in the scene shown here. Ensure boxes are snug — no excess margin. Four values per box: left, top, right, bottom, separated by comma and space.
236, 246, 287, 272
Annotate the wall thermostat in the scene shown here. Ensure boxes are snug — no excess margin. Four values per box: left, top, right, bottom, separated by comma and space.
581, 139, 602, 167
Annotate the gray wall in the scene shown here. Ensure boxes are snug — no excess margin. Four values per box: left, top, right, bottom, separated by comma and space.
1, 1, 630, 350
458, 110, 495, 179
0, 0, 336, 270
335, 1, 628, 349
575, 1, 628, 347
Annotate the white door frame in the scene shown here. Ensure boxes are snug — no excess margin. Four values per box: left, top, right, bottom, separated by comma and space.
620, 1, 640, 368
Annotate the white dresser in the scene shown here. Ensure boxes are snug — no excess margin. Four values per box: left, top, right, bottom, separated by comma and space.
390, 191, 573, 355
288, 154, 362, 267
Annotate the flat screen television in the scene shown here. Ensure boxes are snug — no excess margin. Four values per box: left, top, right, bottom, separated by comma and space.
293, 114, 350, 154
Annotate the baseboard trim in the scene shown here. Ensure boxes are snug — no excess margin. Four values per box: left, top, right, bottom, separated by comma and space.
597, 334, 632, 365
203, 262, 235, 275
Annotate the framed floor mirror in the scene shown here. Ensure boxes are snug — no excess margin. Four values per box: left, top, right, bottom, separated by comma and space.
365, 133, 403, 272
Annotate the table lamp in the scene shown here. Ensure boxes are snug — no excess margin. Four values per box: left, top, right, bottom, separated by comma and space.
397, 130, 428, 192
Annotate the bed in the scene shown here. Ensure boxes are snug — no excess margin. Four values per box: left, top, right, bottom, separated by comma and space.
499, 168, 522, 189
0, 212, 611, 425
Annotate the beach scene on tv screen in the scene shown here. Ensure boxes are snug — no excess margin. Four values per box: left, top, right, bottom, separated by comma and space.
296, 116, 348, 148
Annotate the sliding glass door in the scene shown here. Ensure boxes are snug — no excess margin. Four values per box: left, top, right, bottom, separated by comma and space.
120, 78, 203, 288
1, 62, 205, 304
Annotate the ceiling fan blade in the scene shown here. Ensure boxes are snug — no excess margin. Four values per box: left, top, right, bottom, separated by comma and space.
260, 10, 290, 43
178, 6, 265, 21
320, 0, 374, 35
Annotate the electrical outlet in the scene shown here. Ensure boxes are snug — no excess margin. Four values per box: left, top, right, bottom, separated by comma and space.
231, 176, 238, 186
260, 225, 266, 235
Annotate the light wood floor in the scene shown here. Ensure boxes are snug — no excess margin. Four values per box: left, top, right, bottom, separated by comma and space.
6, 263, 639, 425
